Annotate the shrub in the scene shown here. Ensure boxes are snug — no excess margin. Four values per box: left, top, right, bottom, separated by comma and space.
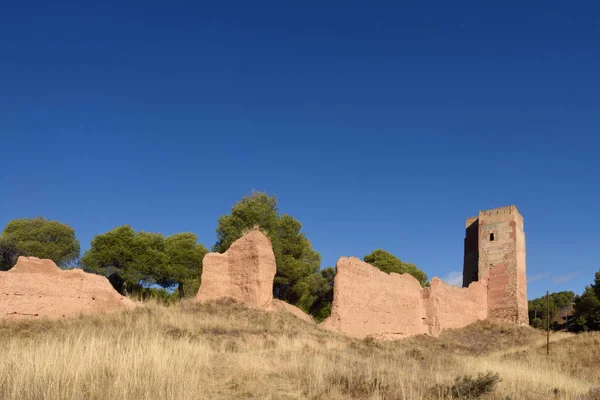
433, 371, 501, 399
328, 372, 389, 398
406, 348, 424, 360
451, 372, 501, 399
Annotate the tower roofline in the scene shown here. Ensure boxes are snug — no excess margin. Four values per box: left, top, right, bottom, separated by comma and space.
478, 205, 522, 218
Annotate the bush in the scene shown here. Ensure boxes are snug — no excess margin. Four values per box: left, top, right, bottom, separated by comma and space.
328, 371, 389, 398
135, 287, 179, 304
452, 372, 501, 399
406, 348, 424, 360
433, 371, 501, 399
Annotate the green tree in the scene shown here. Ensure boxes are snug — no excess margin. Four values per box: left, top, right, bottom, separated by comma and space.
213, 191, 322, 310
593, 271, 600, 300
528, 299, 547, 326
527, 291, 576, 330
81, 226, 208, 298
528, 274, 600, 332
573, 275, 600, 332
132, 231, 168, 286
81, 225, 143, 294
295, 267, 336, 322
213, 192, 279, 252
363, 249, 428, 286
0, 217, 80, 270
161, 233, 208, 298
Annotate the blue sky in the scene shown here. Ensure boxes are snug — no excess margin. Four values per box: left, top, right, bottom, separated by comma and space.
1, 1, 598, 300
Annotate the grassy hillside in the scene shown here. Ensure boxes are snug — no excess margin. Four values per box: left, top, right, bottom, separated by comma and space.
0, 300, 598, 400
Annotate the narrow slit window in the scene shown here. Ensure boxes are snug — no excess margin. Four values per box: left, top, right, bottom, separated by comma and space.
490, 233, 495, 241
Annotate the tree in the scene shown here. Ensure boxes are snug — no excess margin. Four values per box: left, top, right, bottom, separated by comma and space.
295, 266, 336, 322
527, 291, 576, 330
131, 231, 168, 287
81, 226, 208, 298
213, 191, 322, 309
593, 271, 600, 300
0, 236, 18, 270
213, 192, 279, 253
81, 225, 143, 294
573, 273, 600, 332
531, 317, 543, 328
0, 217, 80, 270
526, 274, 600, 332
160, 233, 208, 298
363, 249, 428, 286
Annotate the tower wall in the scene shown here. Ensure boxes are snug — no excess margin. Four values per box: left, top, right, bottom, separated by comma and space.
463, 217, 479, 287
463, 205, 528, 324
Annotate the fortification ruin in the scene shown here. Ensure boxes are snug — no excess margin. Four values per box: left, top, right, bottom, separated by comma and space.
196, 230, 313, 323
0, 256, 137, 320
463, 205, 528, 324
320, 257, 489, 339
321, 205, 528, 339
197, 230, 275, 308
1, 206, 527, 337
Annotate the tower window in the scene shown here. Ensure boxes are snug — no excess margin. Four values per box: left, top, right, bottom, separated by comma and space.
490, 233, 495, 241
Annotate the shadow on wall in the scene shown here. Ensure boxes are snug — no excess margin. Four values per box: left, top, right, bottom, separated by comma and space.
463, 218, 479, 287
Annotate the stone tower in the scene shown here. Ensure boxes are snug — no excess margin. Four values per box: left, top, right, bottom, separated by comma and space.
463, 205, 528, 324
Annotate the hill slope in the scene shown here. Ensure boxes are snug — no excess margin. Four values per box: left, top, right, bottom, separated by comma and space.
0, 299, 598, 399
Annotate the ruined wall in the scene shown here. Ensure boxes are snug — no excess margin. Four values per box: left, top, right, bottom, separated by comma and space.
196, 230, 276, 308
425, 278, 488, 336
321, 257, 429, 340
196, 230, 314, 323
195, 206, 528, 339
463, 205, 528, 324
0, 257, 137, 320
321, 257, 489, 340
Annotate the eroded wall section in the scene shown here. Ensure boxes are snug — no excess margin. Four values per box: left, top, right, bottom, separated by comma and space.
196, 230, 276, 308
196, 230, 314, 323
321, 257, 428, 340
0, 257, 137, 320
321, 257, 488, 340
425, 277, 487, 336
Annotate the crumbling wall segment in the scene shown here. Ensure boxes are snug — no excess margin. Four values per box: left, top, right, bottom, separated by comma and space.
427, 277, 488, 336
196, 230, 276, 308
321, 257, 429, 340
0, 257, 137, 320
196, 230, 314, 323
321, 257, 489, 340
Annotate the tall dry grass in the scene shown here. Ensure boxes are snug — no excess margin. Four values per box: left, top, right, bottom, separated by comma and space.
0, 299, 598, 400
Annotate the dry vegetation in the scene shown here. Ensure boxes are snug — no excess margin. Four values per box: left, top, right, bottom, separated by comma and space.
0, 299, 598, 400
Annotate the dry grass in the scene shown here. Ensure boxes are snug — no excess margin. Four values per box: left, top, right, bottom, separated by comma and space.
0, 299, 598, 400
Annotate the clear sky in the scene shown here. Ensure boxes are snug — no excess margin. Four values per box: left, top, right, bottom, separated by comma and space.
1, 1, 598, 300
